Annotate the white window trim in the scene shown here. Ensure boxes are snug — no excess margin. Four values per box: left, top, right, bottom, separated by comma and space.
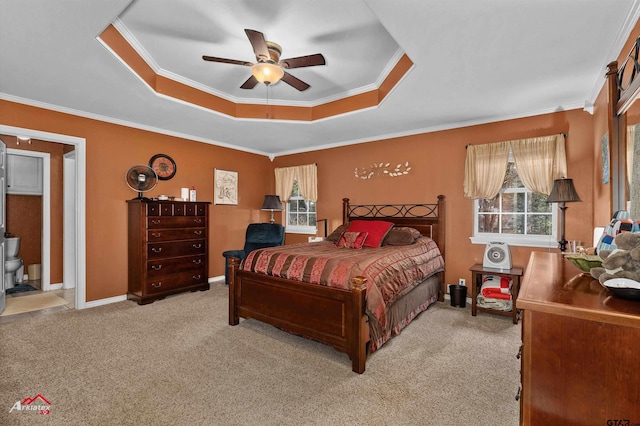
285, 223, 317, 234
285, 193, 317, 235
471, 190, 559, 249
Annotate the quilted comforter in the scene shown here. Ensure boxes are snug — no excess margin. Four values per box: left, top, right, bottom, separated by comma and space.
241, 237, 444, 331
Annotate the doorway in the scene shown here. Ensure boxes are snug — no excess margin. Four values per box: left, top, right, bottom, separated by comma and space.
6, 148, 51, 290
0, 125, 87, 309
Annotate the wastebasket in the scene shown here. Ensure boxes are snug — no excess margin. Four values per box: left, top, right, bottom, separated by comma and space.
28, 264, 41, 281
449, 284, 467, 308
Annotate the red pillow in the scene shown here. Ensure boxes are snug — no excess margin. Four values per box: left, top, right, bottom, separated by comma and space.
335, 231, 368, 249
346, 220, 394, 248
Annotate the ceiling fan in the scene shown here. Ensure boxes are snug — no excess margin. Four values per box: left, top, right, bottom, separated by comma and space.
202, 29, 326, 91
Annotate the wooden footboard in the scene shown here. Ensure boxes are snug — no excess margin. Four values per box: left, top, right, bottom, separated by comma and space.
228, 257, 370, 373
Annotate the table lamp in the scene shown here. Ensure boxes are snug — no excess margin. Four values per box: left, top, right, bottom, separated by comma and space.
546, 178, 581, 252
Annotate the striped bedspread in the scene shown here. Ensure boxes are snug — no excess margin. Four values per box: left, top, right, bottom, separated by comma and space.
241, 237, 444, 330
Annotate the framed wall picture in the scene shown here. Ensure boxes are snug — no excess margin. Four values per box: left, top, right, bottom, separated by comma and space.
602, 133, 610, 184
214, 169, 238, 205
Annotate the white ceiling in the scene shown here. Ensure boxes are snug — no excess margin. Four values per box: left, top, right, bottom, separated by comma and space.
1, 0, 639, 157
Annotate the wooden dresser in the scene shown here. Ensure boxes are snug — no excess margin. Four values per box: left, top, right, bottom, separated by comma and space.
517, 251, 640, 425
127, 200, 210, 305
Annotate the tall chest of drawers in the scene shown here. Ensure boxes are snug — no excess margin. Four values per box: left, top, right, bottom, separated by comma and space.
127, 200, 211, 305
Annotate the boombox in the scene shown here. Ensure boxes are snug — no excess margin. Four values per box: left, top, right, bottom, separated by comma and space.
483, 242, 512, 271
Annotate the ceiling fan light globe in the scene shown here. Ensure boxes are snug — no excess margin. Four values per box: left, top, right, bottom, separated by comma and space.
251, 62, 284, 85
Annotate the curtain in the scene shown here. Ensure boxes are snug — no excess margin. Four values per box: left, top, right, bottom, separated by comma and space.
628, 125, 635, 187
629, 124, 640, 218
274, 163, 317, 202
296, 163, 318, 202
464, 134, 567, 199
463, 141, 510, 199
510, 134, 566, 195
274, 166, 296, 203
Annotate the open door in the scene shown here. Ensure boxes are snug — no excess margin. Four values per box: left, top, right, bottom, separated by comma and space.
0, 139, 6, 313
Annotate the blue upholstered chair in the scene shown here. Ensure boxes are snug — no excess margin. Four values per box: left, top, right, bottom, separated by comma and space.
222, 223, 285, 284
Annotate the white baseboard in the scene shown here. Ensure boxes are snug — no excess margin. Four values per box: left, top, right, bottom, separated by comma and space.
48, 283, 63, 290
82, 294, 127, 309
443, 293, 472, 304
209, 275, 224, 283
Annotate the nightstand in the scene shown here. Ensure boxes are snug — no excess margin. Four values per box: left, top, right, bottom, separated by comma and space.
469, 264, 523, 324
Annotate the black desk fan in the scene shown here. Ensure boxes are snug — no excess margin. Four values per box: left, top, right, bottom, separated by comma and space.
125, 165, 158, 200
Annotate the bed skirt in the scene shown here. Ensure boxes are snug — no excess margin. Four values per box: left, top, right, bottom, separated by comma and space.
369, 273, 440, 352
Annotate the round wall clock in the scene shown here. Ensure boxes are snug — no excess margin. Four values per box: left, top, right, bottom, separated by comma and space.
149, 154, 177, 180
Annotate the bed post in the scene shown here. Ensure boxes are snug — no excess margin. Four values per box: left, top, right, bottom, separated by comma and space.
342, 198, 350, 224
437, 195, 447, 301
436, 195, 446, 260
350, 276, 368, 374
228, 257, 240, 326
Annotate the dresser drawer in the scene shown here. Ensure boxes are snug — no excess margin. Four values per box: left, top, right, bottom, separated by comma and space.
147, 216, 205, 229
145, 269, 207, 294
147, 255, 206, 278
147, 239, 206, 259
147, 228, 206, 242
186, 203, 207, 216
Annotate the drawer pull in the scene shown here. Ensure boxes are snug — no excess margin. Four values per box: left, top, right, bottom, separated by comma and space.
193, 259, 202, 264
193, 275, 201, 280
151, 232, 161, 238
193, 230, 203, 235
517, 344, 523, 359
151, 265, 162, 271
151, 219, 161, 225
192, 243, 202, 249
515, 386, 521, 401
193, 218, 203, 224
151, 282, 162, 288
152, 247, 162, 253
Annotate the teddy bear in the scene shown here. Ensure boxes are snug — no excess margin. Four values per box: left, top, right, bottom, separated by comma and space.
590, 232, 640, 285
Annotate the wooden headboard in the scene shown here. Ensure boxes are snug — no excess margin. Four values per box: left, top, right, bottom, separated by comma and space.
341, 195, 446, 260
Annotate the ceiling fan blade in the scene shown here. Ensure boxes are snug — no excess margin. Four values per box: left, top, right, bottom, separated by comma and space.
202, 55, 252, 66
281, 72, 310, 91
240, 75, 259, 89
244, 29, 270, 61
280, 54, 326, 69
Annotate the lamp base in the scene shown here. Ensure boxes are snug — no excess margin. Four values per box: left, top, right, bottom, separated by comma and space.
558, 239, 568, 252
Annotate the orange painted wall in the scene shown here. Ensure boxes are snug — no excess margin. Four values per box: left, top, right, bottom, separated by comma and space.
0, 100, 274, 301
274, 109, 596, 288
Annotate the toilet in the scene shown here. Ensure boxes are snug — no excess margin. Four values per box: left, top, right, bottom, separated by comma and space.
5, 237, 23, 289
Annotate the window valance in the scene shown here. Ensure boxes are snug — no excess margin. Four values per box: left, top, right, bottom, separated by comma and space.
274, 164, 318, 202
464, 134, 567, 199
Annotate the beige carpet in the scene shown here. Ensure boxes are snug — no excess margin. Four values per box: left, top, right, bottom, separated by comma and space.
0, 282, 521, 425
0, 292, 68, 316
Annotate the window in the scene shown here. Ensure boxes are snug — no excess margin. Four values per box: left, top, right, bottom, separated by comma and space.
286, 179, 317, 234
472, 160, 558, 247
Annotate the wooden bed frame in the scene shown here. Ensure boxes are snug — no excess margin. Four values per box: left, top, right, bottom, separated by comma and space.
228, 195, 446, 373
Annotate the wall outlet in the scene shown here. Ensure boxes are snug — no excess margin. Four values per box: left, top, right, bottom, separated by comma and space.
459, 278, 466, 286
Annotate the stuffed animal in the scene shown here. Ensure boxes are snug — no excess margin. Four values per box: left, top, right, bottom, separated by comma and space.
590, 232, 640, 285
